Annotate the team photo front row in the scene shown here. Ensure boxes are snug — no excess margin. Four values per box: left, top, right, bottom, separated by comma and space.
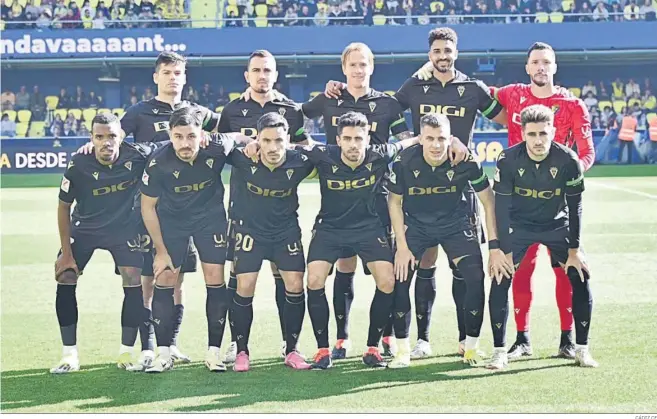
52, 104, 597, 375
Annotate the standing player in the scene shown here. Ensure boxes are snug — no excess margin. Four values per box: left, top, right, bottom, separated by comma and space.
228, 113, 317, 372
386, 113, 512, 368
489, 105, 598, 370
299, 111, 419, 369
121, 51, 221, 368
218, 50, 310, 363
52, 113, 162, 373
139, 107, 251, 373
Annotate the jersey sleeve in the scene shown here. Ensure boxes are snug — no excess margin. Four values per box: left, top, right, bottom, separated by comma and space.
199, 105, 221, 132
492, 84, 515, 108
466, 157, 490, 192
386, 157, 405, 196
296, 143, 329, 164
217, 105, 233, 134
120, 104, 139, 137
301, 94, 326, 119
58, 162, 77, 203
394, 78, 414, 111
564, 153, 585, 195
289, 106, 310, 143
475, 80, 504, 119
212, 133, 236, 156
140, 159, 162, 198
132, 141, 170, 157
387, 98, 410, 137
569, 99, 595, 171
371, 143, 403, 162
492, 152, 514, 195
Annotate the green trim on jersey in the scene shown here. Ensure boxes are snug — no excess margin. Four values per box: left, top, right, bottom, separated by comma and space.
481, 100, 499, 117
471, 172, 487, 185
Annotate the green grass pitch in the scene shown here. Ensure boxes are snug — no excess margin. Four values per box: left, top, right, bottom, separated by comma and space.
2, 177, 657, 413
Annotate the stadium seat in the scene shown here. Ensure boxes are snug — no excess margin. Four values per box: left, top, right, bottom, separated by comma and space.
535, 12, 549, 22
430, 1, 444, 12
255, 4, 268, 16
53, 109, 68, 120
309, 91, 321, 99
28, 121, 45, 137
3, 110, 17, 122
3, 0, 13, 7
628, 98, 641, 108
226, 4, 238, 15
562, 0, 573, 10
17, 109, 31, 123
266, 0, 277, 5
45, 95, 59, 110
82, 108, 97, 122
17, 0, 26, 7
97, 108, 111, 116
317, 2, 328, 12
645, 97, 657, 109
33, 0, 40, 5
89, 0, 98, 7
227, 0, 237, 5
568, 87, 581, 97
597, 100, 613, 111
612, 100, 627, 113
254, 16, 268, 27
68, 108, 82, 120
229, 92, 241, 101
373, 14, 387, 25
191, 0, 218, 28
549, 11, 564, 22
112, 108, 125, 118
16, 122, 29, 137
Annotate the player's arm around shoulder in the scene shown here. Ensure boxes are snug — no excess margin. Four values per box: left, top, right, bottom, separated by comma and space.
475, 79, 507, 126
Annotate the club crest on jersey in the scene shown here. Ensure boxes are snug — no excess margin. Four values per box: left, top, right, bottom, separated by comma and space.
446, 169, 454, 182
337, 100, 343, 107
242, 109, 249, 117
206, 158, 214, 169
286, 169, 294, 180
518, 168, 525, 177
551, 105, 560, 114
457, 86, 465, 97
422, 85, 430, 94
124, 161, 132, 171
251, 166, 258, 175
332, 165, 339, 174
278, 107, 286, 116
413, 170, 420, 178
369, 102, 376, 112
92, 171, 99, 180
550, 167, 558, 179
365, 163, 373, 171
173, 170, 180, 179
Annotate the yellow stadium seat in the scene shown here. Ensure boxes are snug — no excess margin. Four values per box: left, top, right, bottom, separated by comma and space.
1, 20, 5, 31
317, 2, 328, 12
374, 0, 383, 8
16, 122, 29, 137
430, 1, 444, 12
17, 109, 31, 123
53, 109, 68, 120
3, 110, 17, 122
82, 108, 97, 122
227, 0, 236, 4
17, 0, 27, 7
384, 90, 396, 96
372, 14, 387, 25
568, 87, 581, 98
33, 0, 40, 5
561, 0, 573, 10
644, 97, 656, 109
628, 98, 641, 108
226, 4, 238, 15
215, 106, 224, 113
265, 0, 276, 5
112, 108, 125, 118
309, 91, 321, 99
28, 121, 45, 137
549, 11, 564, 22
45, 95, 59, 110
89, 0, 98, 7
612, 100, 627, 113
254, 16, 268, 26
229, 92, 241, 101
535, 12, 549, 23
597, 100, 613, 111
3, 0, 13, 7
68, 108, 82, 120
255, 4, 268, 16
96, 108, 112, 116
133, 0, 141, 5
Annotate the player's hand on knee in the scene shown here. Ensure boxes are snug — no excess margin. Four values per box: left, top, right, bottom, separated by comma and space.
448, 136, 470, 166
324, 80, 345, 99
243, 142, 260, 160
76, 141, 94, 155
564, 249, 589, 282
488, 249, 513, 284
413, 61, 434, 81
55, 253, 79, 278
394, 246, 416, 282
153, 252, 175, 279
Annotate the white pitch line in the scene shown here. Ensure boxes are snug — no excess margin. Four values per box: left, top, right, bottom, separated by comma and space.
588, 179, 657, 200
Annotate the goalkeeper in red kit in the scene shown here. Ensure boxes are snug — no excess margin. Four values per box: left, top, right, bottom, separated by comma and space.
491, 42, 595, 360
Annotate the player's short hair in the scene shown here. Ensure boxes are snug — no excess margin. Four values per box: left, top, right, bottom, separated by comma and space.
248, 50, 275, 69
257, 112, 289, 133
341, 42, 374, 68
520, 104, 554, 128
337, 111, 368, 136
428, 27, 458, 47
91, 112, 120, 131
527, 42, 554, 58
169, 106, 203, 130
420, 113, 450, 133
155, 51, 186, 72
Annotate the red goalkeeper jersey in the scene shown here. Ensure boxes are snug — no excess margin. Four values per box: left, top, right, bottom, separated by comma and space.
493, 84, 595, 171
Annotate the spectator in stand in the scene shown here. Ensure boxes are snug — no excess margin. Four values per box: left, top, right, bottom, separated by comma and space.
57, 88, 71, 109
36, 11, 52, 28
96, 0, 109, 18
216, 86, 229, 106
123, 9, 139, 28
88, 91, 103, 108
592, 1, 609, 20
579, 1, 593, 21
141, 87, 154, 101
506, 3, 522, 22
600, 105, 614, 126
185, 86, 199, 103
73, 86, 88, 108
598, 82, 610, 100
80, 0, 94, 17
82, 8, 93, 27
92, 9, 106, 28
591, 115, 603, 130
314, 6, 329, 25
78, 122, 90, 137
328, 4, 342, 24
624, 0, 640, 19
491, 0, 506, 23
24, 0, 41, 16
626, 78, 641, 97
199, 83, 215, 107
63, 121, 78, 137
299, 4, 313, 25
642, 90, 656, 110
61, 8, 81, 28
141, 0, 154, 14
15, 86, 31, 110
50, 114, 64, 136
1, 114, 17, 138
611, 77, 624, 99
641, 0, 657, 19
2, 89, 16, 110
583, 91, 598, 109
268, 5, 284, 26
65, 112, 78, 130
30, 85, 44, 119
582, 80, 597, 97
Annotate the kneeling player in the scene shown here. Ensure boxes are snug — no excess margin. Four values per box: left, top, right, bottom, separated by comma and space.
299, 111, 419, 369
386, 113, 512, 368
489, 104, 598, 370
52, 113, 163, 373
228, 113, 317, 371
140, 106, 251, 373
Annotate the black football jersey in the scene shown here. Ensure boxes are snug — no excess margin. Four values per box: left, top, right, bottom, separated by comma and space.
387, 145, 489, 234
493, 141, 585, 232
230, 149, 316, 239
121, 98, 220, 143
59, 142, 161, 234
141, 136, 236, 232
299, 143, 402, 231
301, 89, 409, 145
395, 71, 503, 145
